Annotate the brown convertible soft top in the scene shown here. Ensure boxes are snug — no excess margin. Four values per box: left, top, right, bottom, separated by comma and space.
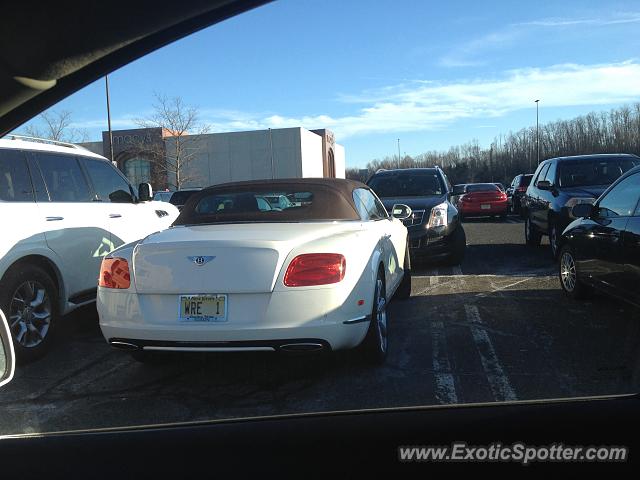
173, 178, 369, 225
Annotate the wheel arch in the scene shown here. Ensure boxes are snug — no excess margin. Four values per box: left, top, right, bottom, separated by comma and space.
0, 254, 66, 314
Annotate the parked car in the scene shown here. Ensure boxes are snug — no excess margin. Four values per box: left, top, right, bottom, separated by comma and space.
506, 174, 533, 215
0, 136, 179, 361
153, 190, 173, 202
523, 154, 640, 259
558, 165, 640, 306
366, 167, 465, 265
153, 188, 202, 211
455, 183, 508, 220
97, 178, 412, 364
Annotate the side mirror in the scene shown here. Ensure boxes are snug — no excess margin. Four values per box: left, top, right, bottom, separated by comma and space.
391, 203, 413, 220
138, 183, 153, 202
571, 203, 594, 218
537, 180, 552, 191
0, 309, 16, 388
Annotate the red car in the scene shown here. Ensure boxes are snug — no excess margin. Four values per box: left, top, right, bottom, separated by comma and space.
456, 183, 508, 219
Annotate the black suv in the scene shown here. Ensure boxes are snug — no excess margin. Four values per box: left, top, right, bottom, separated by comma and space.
523, 153, 640, 258
506, 173, 533, 216
367, 167, 465, 265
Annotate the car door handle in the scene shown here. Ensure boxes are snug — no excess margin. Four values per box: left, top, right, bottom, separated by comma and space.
109, 214, 123, 218
46, 216, 64, 221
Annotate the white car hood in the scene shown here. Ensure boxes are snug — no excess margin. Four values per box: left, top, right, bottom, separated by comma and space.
132, 222, 359, 294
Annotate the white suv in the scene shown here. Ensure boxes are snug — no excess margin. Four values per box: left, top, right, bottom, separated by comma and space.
0, 136, 179, 361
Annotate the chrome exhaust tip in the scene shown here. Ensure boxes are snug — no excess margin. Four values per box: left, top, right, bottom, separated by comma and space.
109, 340, 141, 351
279, 343, 325, 353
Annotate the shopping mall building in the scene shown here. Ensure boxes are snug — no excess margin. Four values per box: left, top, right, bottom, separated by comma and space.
80, 126, 345, 190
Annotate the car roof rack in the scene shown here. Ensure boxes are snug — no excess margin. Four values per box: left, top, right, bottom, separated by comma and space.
3, 134, 87, 151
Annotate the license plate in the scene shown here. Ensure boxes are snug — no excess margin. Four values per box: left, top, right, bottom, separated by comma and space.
481, 204, 491, 210
179, 295, 227, 322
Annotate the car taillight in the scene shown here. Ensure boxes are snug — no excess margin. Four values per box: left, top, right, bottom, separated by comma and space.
461, 194, 472, 202
99, 258, 131, 289
500, 192, 507, 200
283, 253, 346, 287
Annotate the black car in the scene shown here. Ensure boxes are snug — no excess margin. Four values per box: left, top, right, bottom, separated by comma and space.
506, 173, 533, 215
367, 167, 465, 265
523, 153, 640, 258
558, 165, 640, 306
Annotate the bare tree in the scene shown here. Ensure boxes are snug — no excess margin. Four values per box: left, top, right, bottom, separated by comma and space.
137, 94, 210, 190
354, 102, 640, 186
23, 110, 89, 143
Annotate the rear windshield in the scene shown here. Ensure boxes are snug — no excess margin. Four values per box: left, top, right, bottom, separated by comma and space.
170, 190, 199, 205
174, 185, 360, 225
367, 172, 443, 197
520, 175, 533, 187
465, 183, 500, 193
558, 157, 640, 187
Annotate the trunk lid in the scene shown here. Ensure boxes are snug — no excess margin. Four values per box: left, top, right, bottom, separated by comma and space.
132, 222, 356, 294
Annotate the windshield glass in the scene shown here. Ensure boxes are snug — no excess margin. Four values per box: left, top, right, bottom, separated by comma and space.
558, 157, 640, 187
466, 183, 500, 193
367, 172, 443, 197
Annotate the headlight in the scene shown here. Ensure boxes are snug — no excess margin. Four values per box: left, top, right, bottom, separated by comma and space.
427, 202, 448, 228
565, 197, 595, 218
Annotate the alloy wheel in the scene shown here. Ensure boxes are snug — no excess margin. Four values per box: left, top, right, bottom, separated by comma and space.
9, 280, 52, 348
375, 278, 387, 354
560, 252, 577, 292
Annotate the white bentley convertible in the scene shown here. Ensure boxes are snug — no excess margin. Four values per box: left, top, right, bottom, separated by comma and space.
97, 179, 412, 363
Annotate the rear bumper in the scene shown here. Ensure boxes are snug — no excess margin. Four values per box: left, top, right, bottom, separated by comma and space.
459, 202, 507, 216
108, 337, 334, 353
97, 289, 371, 351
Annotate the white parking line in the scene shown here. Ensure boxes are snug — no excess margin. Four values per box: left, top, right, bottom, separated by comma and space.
464, 304, 517, 402
431, 320, 458, 404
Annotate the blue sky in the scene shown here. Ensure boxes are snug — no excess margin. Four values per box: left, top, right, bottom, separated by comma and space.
18, 0, 640, 167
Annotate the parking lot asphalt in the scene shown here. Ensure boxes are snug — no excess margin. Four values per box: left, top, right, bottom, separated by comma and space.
1, 215, 640, 435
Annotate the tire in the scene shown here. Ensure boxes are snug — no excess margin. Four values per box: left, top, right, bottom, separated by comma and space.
549, 221, 560, 260
361, 268, 388, 364
524, 215, 542, 246
0, 264, 59, 363
446, 225, 466, 266
512, 199, 520, 215
559, 245, 587, 299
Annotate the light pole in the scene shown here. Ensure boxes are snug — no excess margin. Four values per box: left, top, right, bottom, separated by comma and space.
397, 138, 401, 169
535, 99, 540, 166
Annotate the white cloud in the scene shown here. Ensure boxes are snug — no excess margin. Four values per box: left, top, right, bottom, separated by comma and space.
518, 12, 640, 28
197, 60, 640, 140
440, 12, 640, 68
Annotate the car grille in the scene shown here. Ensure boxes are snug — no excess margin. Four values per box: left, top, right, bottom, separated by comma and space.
402, 209, 425, 227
